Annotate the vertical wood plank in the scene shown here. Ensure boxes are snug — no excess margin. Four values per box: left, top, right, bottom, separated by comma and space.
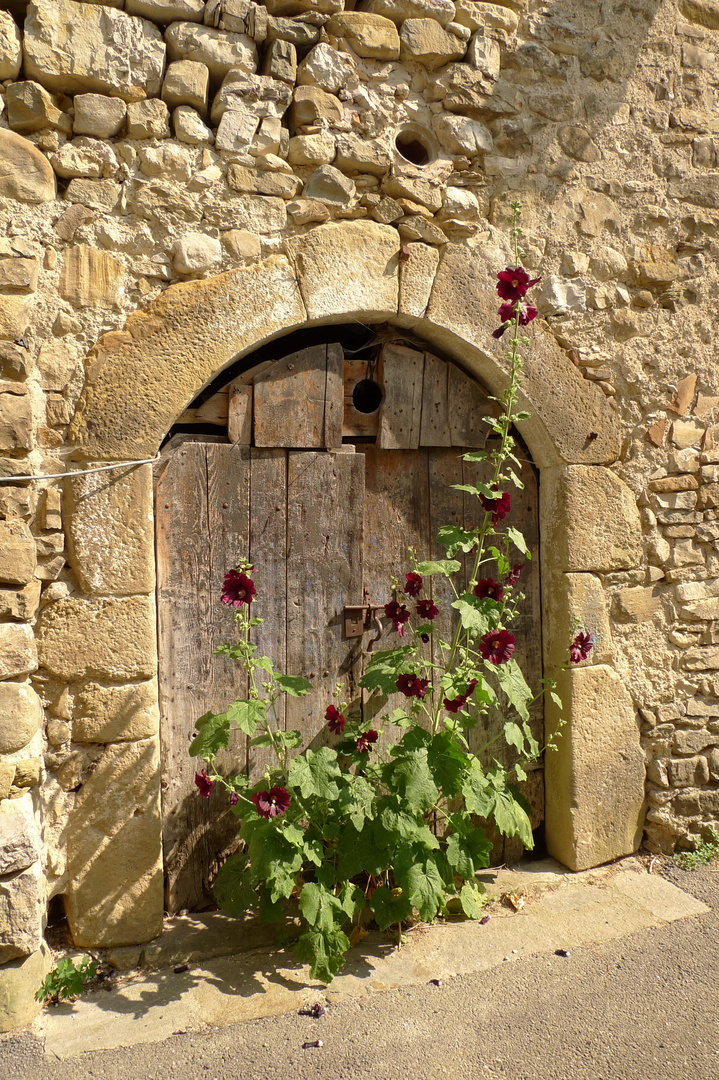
343, 355, 383, 439
248, 448, 287, 783
286, 451, 364, 747
156, 440, 250, 913
448, 364, 493, 448
420, 353, 452, 447
253, 344, 328, 449
228, 382, 252, 445
324, 342, 344, 449
377, 344, 423, 450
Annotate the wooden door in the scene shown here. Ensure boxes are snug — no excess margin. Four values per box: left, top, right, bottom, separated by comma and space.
156, 342, 542, 911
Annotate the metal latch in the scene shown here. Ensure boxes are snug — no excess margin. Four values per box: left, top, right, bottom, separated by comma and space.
343, 593, 385, 651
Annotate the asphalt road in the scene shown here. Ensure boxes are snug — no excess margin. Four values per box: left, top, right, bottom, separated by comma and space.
2, 857, 718, 1080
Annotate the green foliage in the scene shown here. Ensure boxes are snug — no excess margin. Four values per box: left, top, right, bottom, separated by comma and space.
673, 828, 719, 870
36, 957, 98, 1004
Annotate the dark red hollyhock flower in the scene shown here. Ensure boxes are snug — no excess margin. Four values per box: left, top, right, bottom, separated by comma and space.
496, 267, 540, 303
480, 629, 516, 665
569, 631, 594, 664
508, 563, 524, 587
221, 568, 256, 607
396, 673, 429, 699
420, 633, 430, 643
385, 599, 410, 636
325, 704, 346, 734
444, 678, 478, 714
404, 572, 423, 597
492, 304, 539, 340
195, 769, 213, 798
416, 598, 438, 621
251, 786, 290, 818
474, 578, 504, 602
356, 729, 379, 753
229, 792, 239, 806
479, 486, 511, 526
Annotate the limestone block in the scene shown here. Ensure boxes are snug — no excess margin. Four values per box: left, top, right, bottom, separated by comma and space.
126, 99, 171, 139
171, 233, 223, 275
59, 245, 124, 309
23, 0, 166, 101
668, 754, 710, 787
0, 682, 42, 755
613, 586, 662, 623
0, 10, 22, 80
251, 117, 283, 156
334, 135, 391, 177
383, 174, 442, 211
49, 138, 120, 180
126, 0, 206, 22
544, 572, 613, 671
64, 179, 120, 213
264, 0, 343, 13
0, 945, 51, 1034
429, 64, 518, 118
73, 680, 160, 743
678, 0, 719, 29
261, 37, 297, 84
398, 214, 448, 245
466, 31, 501, 78
287, 219, 399, 321
215, 104, 260, 151
6, 81, 72, 135
204, 0, 267, 37
73, 93, 127, 138
0, 258, 40, 292
0, 521, 36, 586
400, 19, 466, 70
222, 229, 262, 260
545, 665, 645, 871
0, 795, 40, 876
432, 112, 492, 156
287, 197, 331, 224
210, 70, 293, 125
0, 581, 41, 622
327, 12, 400, 59
64, 738, 164, 947
162, 59, 210, 114
438, 186, 480, 221
682, 647, 719, 671
303, 163, 356, 207
0, 862, 44, 963
398, 241, 439, 319
266, 14, 322, 48
360, 0, 456, 26
536, 274, 586, 315
557, 125, 602, 163
173, 105, 215, 146
203, 192, 287, 231
673, 729, 719, 755
297, 42, 356, 93
290, 85, 343, 132
542, 466, 642, 572
37, 341, 78, 392
288, 132, 336, 166
227, 163, 302, 198
65, 463, 155, 596
0, 128, 56, 204
37, 596, 158, 681
139, 143, 193, 182
165, 21, 258, 82
590, 244, 628, 281
0, 385, 31, 451
454, 1, 518, 33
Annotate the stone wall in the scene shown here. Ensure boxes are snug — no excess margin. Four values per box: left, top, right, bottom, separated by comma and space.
1, 0, 719, 1028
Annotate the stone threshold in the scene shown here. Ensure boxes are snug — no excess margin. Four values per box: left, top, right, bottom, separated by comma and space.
29, 857, 709, 1060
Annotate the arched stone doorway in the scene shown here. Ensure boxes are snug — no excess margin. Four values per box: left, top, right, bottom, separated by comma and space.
39, 222, 645, 950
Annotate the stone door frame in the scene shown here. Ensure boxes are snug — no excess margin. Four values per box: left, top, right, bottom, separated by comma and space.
43, 222, 646, 948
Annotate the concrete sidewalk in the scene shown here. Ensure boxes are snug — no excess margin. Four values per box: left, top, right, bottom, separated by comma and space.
24, 857, 708, 1061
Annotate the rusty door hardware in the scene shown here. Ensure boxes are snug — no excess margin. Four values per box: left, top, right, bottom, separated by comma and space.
343, 593, 385, 651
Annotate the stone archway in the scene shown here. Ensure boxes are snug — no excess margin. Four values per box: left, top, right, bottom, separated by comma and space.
38, 221, 645, 949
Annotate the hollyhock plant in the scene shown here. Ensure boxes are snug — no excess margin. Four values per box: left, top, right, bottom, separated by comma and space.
474, 579, 504, 602
480, 629, 516, 665
385, 599, 410, 636
325, 704, 345, 734
416, 598, 438, 621
396, 673, 429, 699
492, 303, 538, 340
251, 787, 290, 819
221, 568, 256, 607
404, 572, 423, 597
356, 729, 379, 753
444, 679, 478, 714
479, 487, 511, 526
496, 266, 540, 303
570, 631, 594, 664
194, 769, 213, 799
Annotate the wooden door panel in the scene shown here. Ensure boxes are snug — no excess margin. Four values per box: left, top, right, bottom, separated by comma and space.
377, 344, 423, 450
286, 450, 365, 745
420, 352, 452, 448
156, 440, 250, 912
253, 343, 343, 449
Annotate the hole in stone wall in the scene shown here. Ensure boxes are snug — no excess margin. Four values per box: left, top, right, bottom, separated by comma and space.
395, 130, 432, 167
352, 378, 383, 414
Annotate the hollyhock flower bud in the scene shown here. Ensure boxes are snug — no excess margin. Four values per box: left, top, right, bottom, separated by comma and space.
221, 568, 257, 607
474, 578, 504, 602
195, 769, 213, 798
508, 563, 524, 587
404, 572, 423, 597
480, 629, 516, 665
325, 704, 345, 734
251, 787, 290, 818
396, 673, 429, 699
569, 631, 594, 664
229, 792, 239, 806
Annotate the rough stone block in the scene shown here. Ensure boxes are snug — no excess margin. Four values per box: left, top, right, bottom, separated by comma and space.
215, 104, 260, 151
0, 296, 33, 344
398, 241, 439, 319
544, 572, 614, 669
65, 463, 155, 596
64, 738, 163, 948
264, 0, 343, 14
126, 0, 206, 21
173, 105, 215, 146
171, 233, 223, 275
399, 18, 466, 70
0, 944, 51, 1033
0, 581, 42, 622
23, 0, 166, 100
0, 862, 44, 963
361, 0, 456, 26
288, 132, 336, 166
36, 596, 158, 681
668, 754, 710, 787
0, 794, 40, 876
327, 12, 400, 59
297, 42, 356, 93
0, 386, 32, 453
73, 680, 160, 743
290, 85, 343, 130
165, 21, 258, 82
162, 59, 210, 113
210, 70, 293, 125
59, 245, 124, 308
545, 665, 645, 871
72, 93, 127, 138
286, 220, 399, 321
678, 0, 719, 29
0, 10, 22, 80
303, 164, 356, 207
126, 98, 171, 139
334, 135, 391, 176
0, 257, 40, 292
0, 624, 38, 680
613, 586, 662, 623
432, 112, 493, 156
6, 80, 72, 135
0, 521, 37, 586
261, 36, 297, 83
542, 466, 642, 572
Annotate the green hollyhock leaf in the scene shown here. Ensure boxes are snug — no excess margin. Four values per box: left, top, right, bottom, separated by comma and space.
257, 884, 287, 923
288, 746, 341, 801
451, 596, 491, 638
492, 789, 534, 848
495, 659, 533, 723
337, 776, 375, 831
462, 763, 494, 817
436, 525, 478, 558
295, 927, 349, 984
425, 732, 470, 796
213, 852, 256, 917
450, 481, 496, 499
378, 800, 439, 850
337, 823, 390, 879
459, 882, 486, 919
227, 698, 266, 736
246, 822, 302, 901
369, 886, 413, 931
275, 674, 312, 697
506, 526, 529, 556
253, 655, 274, 674
446, 833, 475, 881
189, 710, 230, 758
384, 748, 439, 812
503, 720, 525, 753
397, 855, 445, 922
299, 882, 345, 933
360, 645, 414, 694
414, 559, 462, 577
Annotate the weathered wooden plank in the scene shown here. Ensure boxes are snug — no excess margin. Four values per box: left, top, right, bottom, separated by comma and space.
248, 448, 287, 783
286, 451, 364, 748
253, 344, 343, 449
176, 387, 229, 428
156, 441, 250, 913
420, 352, 452, 447
377, 343, 424, 450
324, 342, 344, 449
342, 357, 383, 439
448, 364, 492, 448
228, 382, 252, 445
